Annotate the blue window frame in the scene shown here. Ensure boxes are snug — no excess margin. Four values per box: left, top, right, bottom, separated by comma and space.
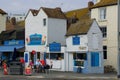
73, 36, 80, 45
91, 52, 99, 67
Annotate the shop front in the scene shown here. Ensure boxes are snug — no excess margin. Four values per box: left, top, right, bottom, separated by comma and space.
0, 40, 24, 65
66, 35, 104, 73
46, 42, 65, 71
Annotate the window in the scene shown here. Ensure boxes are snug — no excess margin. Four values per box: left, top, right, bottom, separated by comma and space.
73, 36, 80, 45
100, 27, 107, 38
47, 53, 64, 60
99, 7, 106, 20
103, 46, 107, 59
73, 53, 87, 60
43, 18, 46, 26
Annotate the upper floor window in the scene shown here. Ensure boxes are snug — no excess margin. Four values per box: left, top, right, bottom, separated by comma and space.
103, 46, 107, 59
43, 18, 46, 26
100, 27, 107, 38
99, 7, 106, 20
72, 36, 80, 45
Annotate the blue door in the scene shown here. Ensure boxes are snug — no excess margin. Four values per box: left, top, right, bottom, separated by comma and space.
91, 52, 99, 67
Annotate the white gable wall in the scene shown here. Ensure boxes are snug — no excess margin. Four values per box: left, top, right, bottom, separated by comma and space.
87, 20, 102, 51
25, 9, 48, 52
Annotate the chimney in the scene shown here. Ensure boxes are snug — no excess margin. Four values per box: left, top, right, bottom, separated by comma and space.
88, 1, 94, 8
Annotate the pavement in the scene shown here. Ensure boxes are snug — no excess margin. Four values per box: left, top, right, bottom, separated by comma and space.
0, 68, 119, 80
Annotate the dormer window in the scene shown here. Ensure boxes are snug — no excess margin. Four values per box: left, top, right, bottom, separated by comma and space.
43, 18, 46, 26
99, 7, 106, 20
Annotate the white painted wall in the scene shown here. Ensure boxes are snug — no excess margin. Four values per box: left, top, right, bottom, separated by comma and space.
25, 9, 48, 52
0, 14, 7, 33
87, 20, 103, 52
66, 35, 88, 52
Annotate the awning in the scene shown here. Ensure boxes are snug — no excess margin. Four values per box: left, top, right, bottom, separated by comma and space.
17, 47, 25, 52
0, 45, 24, 52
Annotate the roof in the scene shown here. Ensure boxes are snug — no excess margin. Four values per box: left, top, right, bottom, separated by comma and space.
26, 7, 66, 19
41, 7, 66, 19
0, 9, 7, 14
91, 0, 117, 9
30, 9, 39, 16
66, 19, 94, 36
65, 8, 90, 20
0, 28, 25, 41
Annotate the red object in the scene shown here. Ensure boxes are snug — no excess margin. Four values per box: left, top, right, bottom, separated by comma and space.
20, 58, 25, 64
3, 63, 8, 75
25, 67, 32, 75
40, 59, 45, 66
31, 50, 36, 55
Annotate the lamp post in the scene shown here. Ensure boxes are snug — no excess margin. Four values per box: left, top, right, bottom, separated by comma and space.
118, 0, 120, 78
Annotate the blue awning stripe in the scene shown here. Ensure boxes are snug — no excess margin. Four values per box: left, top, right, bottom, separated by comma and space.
0, 45, 24, 52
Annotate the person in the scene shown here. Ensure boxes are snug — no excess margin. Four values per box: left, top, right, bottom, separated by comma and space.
25, 65, 32, 75
29, 60, 34, 70
2, 61, 8, 75
35, 59, 41, 73
50, 60, 53, 69
40, 59, 45, 73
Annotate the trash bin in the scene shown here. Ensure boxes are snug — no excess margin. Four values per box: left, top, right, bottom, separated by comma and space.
9, 61, 23, 75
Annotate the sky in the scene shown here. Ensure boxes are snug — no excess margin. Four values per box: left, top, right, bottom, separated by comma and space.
0, 0, 93, 14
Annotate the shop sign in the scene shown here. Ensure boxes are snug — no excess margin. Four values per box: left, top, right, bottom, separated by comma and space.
49, 42, 61, 52
27, 33, 46, 45
79, 46, 86, 50
4, 40, 24, 46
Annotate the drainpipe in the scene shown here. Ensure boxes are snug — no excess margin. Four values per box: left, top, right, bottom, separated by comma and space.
118, 0, 120, 78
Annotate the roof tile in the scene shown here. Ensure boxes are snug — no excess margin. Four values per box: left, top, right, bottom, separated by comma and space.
92, 0, 117, 8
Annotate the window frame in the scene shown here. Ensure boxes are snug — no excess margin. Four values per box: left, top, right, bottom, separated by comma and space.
100, 27, 107, 38
99, 7, 106, 20
43, 18, 46, 26
103, 46, 107, 59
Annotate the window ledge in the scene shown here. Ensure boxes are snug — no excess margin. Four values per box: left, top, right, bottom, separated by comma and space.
103, 38, 107, 41
98, 19, 107, 22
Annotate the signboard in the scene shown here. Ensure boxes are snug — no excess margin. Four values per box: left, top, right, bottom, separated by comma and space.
4, 40, 24, 46
73, 36, 80, 45
79, 46, 87, 50
49, 42, 61, 52
27, 33, 46, 45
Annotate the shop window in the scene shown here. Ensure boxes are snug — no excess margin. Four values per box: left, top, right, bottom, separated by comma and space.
73, 53, 87, 60
50, 53, 64, 60
73, 36, 80, 45
91, 52, 99, 67
103, 46, 107, 59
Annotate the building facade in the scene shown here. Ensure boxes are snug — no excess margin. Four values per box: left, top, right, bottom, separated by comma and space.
25, 7, 67, 71
91, 0, 118, 71
65, 19, 103, 73
0, 9, 7, 33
